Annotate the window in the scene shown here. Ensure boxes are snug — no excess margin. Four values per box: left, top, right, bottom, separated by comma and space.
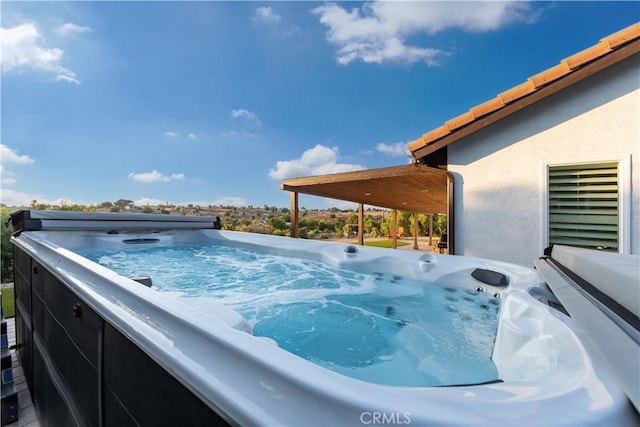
548, 162, 619, 251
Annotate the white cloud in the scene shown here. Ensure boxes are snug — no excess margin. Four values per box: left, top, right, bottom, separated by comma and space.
0, 188, 72, 207
269, 144, 365, 180
133, 197, 168, 206
321, 199, 358, 211
163, 131, 199, 140
210, 196, 249, 207
128, 170, 186, 183
376, 142, 409, 157
1, 144, 35, 164
1, 189, 37, 206
253, 6, 300, 37
54, 22, 93, 36
254, 7, 282, 24
231, 109, 262, 128
220, 130, 258, 139
133, 196, 248, 207
0, 144, 34, 187
55, 71, 79, 83
313, 1, 533, 65
0, 166, 17, 186
1, 22, 80, 83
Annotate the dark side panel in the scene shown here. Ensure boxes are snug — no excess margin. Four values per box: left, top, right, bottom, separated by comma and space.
12, 246, 230, 427
103, 323, 228, 426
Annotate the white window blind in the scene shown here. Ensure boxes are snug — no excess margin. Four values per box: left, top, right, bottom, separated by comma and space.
548, 162, 619, 251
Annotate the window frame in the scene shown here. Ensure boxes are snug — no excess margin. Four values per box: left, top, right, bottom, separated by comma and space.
542, 155, 631, 254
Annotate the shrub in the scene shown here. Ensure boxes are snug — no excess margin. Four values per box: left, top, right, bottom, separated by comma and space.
1, 208, 14, 283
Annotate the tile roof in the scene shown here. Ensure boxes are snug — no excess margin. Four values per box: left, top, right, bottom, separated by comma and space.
408, 22, 640, 160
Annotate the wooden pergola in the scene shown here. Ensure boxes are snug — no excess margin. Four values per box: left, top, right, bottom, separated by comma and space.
279, 164, 455, 253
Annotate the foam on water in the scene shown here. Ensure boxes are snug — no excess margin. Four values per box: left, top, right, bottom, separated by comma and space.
78, 243, 501, 387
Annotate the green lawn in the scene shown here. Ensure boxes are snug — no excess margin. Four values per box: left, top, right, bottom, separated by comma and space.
364, 240, 409, 249
1, 287, 15, 318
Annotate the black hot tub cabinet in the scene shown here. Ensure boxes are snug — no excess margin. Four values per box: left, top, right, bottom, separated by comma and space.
10, 211, 228, 426
8, 210, 639, 427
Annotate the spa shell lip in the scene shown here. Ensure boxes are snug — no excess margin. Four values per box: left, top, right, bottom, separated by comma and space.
9, 210, 639, 426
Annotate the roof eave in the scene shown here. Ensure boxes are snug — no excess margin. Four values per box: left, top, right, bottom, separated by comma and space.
411, 32, 640, 161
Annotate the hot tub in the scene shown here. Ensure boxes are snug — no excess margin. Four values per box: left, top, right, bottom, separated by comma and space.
9, 210, 639, 426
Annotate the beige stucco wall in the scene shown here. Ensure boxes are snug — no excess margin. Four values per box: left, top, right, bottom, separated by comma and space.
448, 54, 639, 267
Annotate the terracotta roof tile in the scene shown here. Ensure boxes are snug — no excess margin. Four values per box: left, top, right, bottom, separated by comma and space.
529, 62, 571, 88
445, 111, 475, 131
470, 97, 505, 119
563, 42, 612, 70
409, 22, 640, 158
407, 125, 450, 150
602, 22, 640, 49
498, 80, 536, 104
407, 137, 426, 152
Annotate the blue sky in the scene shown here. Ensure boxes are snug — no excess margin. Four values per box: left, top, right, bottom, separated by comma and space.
1, 1, 638, 209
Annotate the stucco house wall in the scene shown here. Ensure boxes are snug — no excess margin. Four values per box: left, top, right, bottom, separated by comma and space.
447, 53, 639, 267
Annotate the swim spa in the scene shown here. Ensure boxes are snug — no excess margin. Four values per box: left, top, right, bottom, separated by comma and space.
77, 243, 503, 388
9, 210, 639, 426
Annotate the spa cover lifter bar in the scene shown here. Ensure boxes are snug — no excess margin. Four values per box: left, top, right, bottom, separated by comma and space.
10, 210, 222, 234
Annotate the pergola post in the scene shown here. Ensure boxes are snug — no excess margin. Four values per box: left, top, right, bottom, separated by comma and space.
392, 209, 397, 249
413, 213, 419, 250
429, 214, 433, 247
290, 192, 299, 238
447, 173, 455, 255
358, 203, 364, 246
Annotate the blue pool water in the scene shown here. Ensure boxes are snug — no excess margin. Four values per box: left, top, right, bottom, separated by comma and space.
78, 244, 501, 387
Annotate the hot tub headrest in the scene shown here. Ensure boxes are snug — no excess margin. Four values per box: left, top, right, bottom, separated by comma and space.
471, 268, 508, 287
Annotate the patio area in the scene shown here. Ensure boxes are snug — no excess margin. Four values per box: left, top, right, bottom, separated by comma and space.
2, 308, 39, 427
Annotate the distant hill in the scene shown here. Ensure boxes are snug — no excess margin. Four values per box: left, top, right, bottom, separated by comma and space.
1, 201, 387, 222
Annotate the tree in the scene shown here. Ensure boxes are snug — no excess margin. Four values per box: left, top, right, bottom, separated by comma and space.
317, 220, 335, 233
397, 211, 413, 237
300, 218, 318, 231
345, 213, 358, 225
416, 214, 429, 236
114, 199, 133, 211
1, 208, 14, 283
268, 216, 288, 232
380, 219, 391, 237
433, 213, 448, 237
363, 215, 380, 235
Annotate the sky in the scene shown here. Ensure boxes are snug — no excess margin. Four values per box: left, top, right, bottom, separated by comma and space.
1, 1, 638, 210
